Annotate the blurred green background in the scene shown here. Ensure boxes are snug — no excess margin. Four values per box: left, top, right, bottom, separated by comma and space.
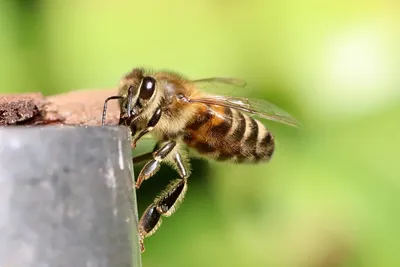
1, 0, 399, 266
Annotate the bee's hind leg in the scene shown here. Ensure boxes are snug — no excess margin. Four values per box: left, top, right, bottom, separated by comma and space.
138, 150, 190, 253
138, 178, 188, 252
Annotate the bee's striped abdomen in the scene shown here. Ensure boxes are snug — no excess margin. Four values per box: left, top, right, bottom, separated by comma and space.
183, 105, 275, 163
219, 109, 274, 162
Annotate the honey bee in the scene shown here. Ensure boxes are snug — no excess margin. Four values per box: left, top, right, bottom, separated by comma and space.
101, 68, 299, 252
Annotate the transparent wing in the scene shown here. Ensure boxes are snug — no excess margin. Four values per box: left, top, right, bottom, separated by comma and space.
192, 77, 247, 87
191, 77, 248, 97
190, 77, 300, 128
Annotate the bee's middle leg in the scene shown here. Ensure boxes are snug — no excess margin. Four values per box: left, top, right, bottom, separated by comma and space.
135, 140, 176, 189
131, 142, 162, 164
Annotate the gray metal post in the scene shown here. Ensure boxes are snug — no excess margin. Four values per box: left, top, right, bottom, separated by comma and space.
0, 126, 141, 267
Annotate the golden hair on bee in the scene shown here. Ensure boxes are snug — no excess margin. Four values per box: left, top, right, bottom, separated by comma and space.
101, 67, 299, 252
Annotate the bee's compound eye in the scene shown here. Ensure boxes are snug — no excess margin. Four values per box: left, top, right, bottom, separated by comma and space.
139, 76, 156, 100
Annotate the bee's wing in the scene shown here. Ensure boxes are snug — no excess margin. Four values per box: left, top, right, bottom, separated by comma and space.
191, 77, 248, 97
190, 78, 300, 128
192, 77, 247, 87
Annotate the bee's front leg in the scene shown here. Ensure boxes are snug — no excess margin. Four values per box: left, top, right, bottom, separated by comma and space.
131, 107, 162, 148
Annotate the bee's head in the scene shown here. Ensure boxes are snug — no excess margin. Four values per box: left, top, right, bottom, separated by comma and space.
121, 75, 157, 121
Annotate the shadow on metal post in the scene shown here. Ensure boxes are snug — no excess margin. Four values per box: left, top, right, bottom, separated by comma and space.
0, 126, 141, 267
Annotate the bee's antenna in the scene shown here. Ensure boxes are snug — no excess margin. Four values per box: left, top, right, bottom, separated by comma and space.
102, 96, 123, 125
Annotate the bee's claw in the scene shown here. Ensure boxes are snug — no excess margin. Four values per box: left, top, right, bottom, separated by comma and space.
139, 239, 145, 253
131, 141, 137, 149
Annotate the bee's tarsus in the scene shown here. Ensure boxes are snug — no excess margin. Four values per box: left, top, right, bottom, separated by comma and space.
138, 203, 162, 253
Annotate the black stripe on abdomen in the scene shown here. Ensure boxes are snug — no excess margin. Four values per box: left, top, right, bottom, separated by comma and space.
257, 131, 275, 160
231, 110, 246, 143
244, 117, 259, 154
